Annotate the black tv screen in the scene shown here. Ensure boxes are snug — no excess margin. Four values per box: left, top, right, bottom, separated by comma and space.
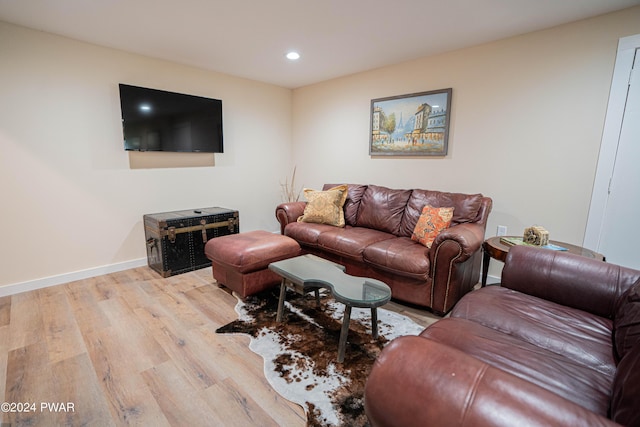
119, 84, 223, 153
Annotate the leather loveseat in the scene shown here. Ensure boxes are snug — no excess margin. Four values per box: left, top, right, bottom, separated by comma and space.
364, 246, 640, 427
275, 184, 492, 315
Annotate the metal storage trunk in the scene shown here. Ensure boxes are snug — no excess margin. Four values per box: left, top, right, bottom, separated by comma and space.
143, 207, 239, 277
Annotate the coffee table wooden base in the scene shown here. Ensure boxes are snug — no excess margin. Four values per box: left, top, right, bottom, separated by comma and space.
269, 255, 391, 364
275, 278, 321, 322
275, 278, 381, 363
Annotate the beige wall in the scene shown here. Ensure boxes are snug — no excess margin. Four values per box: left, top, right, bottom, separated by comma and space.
3, 7, 640, 289
0, 21, 292, 287
291, 7, 640, 278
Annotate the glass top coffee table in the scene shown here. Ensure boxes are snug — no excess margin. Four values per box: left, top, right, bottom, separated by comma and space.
268, 254, 392, 363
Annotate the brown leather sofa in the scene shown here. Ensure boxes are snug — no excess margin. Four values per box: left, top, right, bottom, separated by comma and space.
276, 184, 492, 315
364, 246, 640, 427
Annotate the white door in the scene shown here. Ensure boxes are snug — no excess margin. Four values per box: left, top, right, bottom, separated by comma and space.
599, 51, 640, 268
585, 34, 640, 269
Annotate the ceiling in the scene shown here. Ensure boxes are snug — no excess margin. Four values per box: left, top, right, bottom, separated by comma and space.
1, 0, 639, 89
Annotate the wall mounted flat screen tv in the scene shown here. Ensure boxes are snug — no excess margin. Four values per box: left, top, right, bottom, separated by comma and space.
119, 84, 223, 153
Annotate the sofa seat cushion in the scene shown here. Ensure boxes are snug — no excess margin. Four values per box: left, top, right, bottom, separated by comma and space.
363, 237, 430, 280
452, 286, 615, 377
284, 222, 340, 247
420, 317, 614, 416
316, 226, 395, 262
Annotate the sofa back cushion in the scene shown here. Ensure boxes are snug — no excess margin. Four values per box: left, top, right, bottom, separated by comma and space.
610, 342, 640, 426
323, 184, 368, 226
399, 190, 484, 237
613, 279, 640, 360
355, 185, 412, 235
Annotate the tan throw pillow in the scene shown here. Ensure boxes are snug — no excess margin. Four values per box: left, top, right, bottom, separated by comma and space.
297, 185, 349, 227
411, 205, 454, 248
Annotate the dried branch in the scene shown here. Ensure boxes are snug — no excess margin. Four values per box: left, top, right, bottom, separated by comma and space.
280, 166, 302, 202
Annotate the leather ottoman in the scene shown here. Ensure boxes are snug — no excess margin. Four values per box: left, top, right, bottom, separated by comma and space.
204, 230, 301, 298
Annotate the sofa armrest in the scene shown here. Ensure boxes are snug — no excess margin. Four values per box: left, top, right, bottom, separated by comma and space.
427, 223, 485, 314
502, 246, 640, 319
431, 223, 485, 263
365, 336, 620, 427
275, 202, 306, 234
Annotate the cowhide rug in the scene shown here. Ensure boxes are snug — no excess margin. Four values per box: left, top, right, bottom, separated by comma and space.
216, 287, 424, 426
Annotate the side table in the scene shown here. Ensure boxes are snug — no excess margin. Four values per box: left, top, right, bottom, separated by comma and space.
481, 236, 605, 286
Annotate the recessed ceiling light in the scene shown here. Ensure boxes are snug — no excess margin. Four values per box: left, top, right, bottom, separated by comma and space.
286, 51, 300, 60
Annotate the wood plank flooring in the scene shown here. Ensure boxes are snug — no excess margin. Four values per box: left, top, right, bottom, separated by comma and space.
0, 266, 440, 426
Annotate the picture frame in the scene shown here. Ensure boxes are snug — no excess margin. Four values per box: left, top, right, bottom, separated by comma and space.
369, 88, 452, 156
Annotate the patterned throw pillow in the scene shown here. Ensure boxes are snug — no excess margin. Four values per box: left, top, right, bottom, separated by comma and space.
411, 205, 454, 248
297, 185, 349, 227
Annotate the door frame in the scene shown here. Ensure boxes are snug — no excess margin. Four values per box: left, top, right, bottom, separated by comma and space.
584, 34, 640, 251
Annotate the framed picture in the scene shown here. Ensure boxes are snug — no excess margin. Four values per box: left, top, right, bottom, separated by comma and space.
369, 88, 452, 156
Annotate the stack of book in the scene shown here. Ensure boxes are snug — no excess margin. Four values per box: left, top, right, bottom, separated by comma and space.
500, 236, 567, 251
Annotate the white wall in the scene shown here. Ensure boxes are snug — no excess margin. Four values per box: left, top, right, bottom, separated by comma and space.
0, 21, 292, 287
291, 7, 640, 278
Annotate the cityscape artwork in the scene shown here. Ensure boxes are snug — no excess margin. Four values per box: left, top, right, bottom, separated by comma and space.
370, 88, 452, 156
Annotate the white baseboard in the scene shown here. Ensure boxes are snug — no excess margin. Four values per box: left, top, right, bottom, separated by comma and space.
485, 275, 501, 286
0, 258, 148, 298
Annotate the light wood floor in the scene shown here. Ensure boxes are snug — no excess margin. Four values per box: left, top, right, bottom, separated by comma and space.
0, 266, 440, 426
